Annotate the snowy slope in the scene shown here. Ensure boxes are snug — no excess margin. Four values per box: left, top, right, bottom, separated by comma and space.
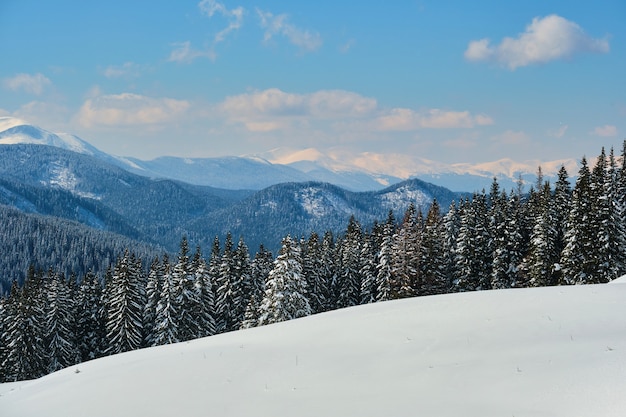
2, 283, 625, 417
0, 117, 100, 156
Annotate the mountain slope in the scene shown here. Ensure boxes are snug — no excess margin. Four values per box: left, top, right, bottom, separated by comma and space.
192, 179, 462, 252
1, 282, 624, 417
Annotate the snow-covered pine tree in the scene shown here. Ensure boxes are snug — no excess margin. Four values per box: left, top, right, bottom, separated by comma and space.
258, 235, 311, 325
144, 256, 165, 347
302, 232, 326, 314
375, 214, 395, 301
154, 260, 179, 346
45, 271, 79, 373
615, 141, 626, 277
76, 271, 106, 361
241, 244, 273, 327
441, 201, 460, 288
1, 276, 48, 381
232, 236, 252, 328
359, 231, 378, 304
490, 188, 513, 289
319, 231, 338, 312
420, 199, 448, 295
560, 157, 595, 284
104, 250, 145, 354
336, 216, 364, 309
173, 237, 200, 342
192, 247, 216, 338
527, 182, 559, 287
215, 233, 243, 333
453, 195, 491, 292
391, 204, 420, 298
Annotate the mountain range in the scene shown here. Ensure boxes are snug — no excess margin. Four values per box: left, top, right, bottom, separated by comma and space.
0, 117, 577, 192
0, 117, 469, 284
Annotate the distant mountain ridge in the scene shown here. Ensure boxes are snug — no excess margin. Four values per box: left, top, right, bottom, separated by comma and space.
0, 117, 577, 192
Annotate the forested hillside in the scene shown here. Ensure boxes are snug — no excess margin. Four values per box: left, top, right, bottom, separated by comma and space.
2, 142, 625, 383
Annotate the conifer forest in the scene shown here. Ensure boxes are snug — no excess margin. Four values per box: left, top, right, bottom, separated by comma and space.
1, 143, 625, 382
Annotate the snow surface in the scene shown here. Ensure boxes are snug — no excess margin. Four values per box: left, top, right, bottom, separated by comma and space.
1, 283, 625, 417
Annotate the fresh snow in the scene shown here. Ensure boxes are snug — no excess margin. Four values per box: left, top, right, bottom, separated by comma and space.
1, 283, 625, 417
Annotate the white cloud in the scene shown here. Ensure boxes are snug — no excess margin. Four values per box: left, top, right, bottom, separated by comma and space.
465, 15, 609, 69
257, 8, 322, 52
373, 108, 494, 131
3, 73, 51, 95
102, 62, 145, 79
592, 124, 618, 137
220, 88, 375, 131
219, 88, 492, 135
168, 41, 217, 63
198, 0, 244, 44
75, 93, 190, 128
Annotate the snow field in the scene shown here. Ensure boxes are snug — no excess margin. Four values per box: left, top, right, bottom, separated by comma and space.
1, 282, 625, 417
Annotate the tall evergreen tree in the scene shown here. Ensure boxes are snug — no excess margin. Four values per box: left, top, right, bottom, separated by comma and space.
359, 231, 378, 304
192, 247, 216, 338
45, 271, 78, 373
1, 278, 48, 381
375, 214, 395, 302
154, 260, 179, 346
561, 157, 595, 284
258, 236, 311, 325
420, 200, 447, 295
391, 204, 420, 298
527, 182, 559, 287
104, 250, 145, 354
144, 256, 165, 347
336, 216, 363, 309
76, 271, 106, 361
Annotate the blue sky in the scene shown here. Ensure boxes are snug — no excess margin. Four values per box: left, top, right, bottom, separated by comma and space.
1, 0, 624, 163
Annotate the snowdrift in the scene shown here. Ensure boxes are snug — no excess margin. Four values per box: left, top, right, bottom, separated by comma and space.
1, 283, 625, 417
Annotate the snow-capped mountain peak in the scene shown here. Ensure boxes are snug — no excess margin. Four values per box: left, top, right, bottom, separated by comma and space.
0, 117, 99, 156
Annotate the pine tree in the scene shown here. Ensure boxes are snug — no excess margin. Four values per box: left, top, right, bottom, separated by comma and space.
420, 200, 447, 295
302, 232, 326, 313
173, 237, 200, 342
391, 204, 419, 298
561, 158, 595, 284
375, 215, 395, 302
258, 236, 311, 325
242, 244, 273, 326
441, 201, 460, 289
319, 231, 337, 312
359, 231, 378, 304
615, 141, 626, 277
215, 233, 243, 333
76, 271, 106, 361
192, 247, 216, 338
527, 182, 559, 287
336, 216, 363, 309
104, 250, 145, 354
144, 256, 165, 347
154, 260, 179, 346
45, 271, 79, 373
1, 279, 48, 381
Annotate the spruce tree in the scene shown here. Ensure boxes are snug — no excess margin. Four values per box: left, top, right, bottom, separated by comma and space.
561, 157, 595, 284
45, 271, 79, 373
104, 250, 145, 354
258, 236, 311, 325
391, 204, 419, 298
144, 256, 165, 347
336, 216, 363, 308
420, 200, 447, 295
192, 247, 216, 338
76, 271, 106, 361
